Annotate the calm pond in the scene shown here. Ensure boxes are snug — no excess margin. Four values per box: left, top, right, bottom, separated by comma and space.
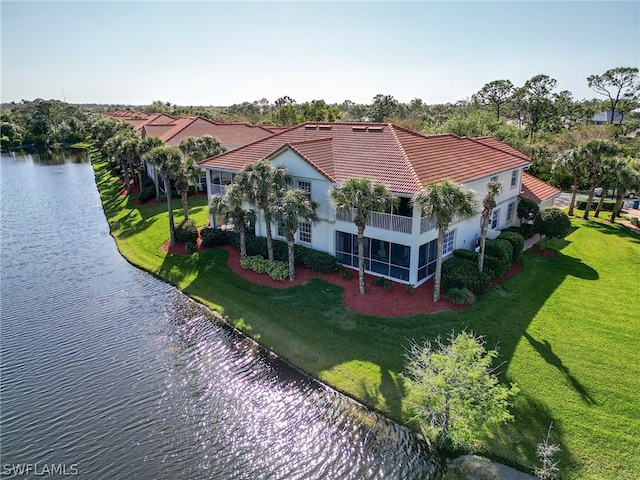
0, 150, 440, 479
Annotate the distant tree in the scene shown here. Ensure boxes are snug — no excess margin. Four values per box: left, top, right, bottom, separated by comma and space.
299, 100, 340, 122
518, 74, 558, 141
587, 67, 640, 124
402, 330, 518, 449
478, 180, 503, 273
534, 207, 571, 250
237, 159, 291, 261
368, 94, 401, 122
274, 96, 296, 108
330, 178, 395, 294
580, 139, 618, 219
473, 79, 514, 120
270, 189, 319, 280
272, 105, 300, 127
413, 180, 477, 302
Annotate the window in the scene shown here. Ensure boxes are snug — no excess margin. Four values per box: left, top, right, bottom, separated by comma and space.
490, 175, 498, 183
443, 230, 455, 255
507, 201, 515, 222
510, 170, 518, 189
491, 209, 500, 229
297, 180, 311, 200
335, 232, 410, 281
277, 221, 286, 238
299, 222, 312, 243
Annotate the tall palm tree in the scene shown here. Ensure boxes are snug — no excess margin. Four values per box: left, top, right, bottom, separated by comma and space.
104, 130, 136, 193
140, 136, 164, 199
179, 135, 226, 162
208, 182, 255, 258
270, 189, 319, 281
237, 159, 291, 261
174, 156, 202, 220
145, 146, 183, 245
330, 177, 395, 294
581, 139, 618, 219
478, 179, 502, 273
606, 157, 640, 223
413, 180, 478, 302
554, 148, 587, 216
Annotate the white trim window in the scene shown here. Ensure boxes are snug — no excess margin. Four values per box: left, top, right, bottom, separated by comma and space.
507, 201, 515, 222
299, 222, 312, 243
510, 170, 518, 189
443, 230, 455, 255
277, 221, 286, 238
491, 209, 500, 229
297, 180, 311, 200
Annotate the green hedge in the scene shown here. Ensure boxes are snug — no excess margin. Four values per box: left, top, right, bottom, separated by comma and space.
497, 231, 525, 262
576, 200, 617, 212
442, 257, 490, 295
240, 255, 288, 281
200, 228, 237, 248
453, 249, 479, 263
175, 219, 198, 244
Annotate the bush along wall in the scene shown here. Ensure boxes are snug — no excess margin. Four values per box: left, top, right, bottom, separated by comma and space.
576, 200, 617, 212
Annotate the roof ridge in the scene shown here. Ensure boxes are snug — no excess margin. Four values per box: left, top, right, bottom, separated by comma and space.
388, 124, 424, 191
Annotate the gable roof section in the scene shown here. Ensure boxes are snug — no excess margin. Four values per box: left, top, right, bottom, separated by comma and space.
199, 123, 532, 195
520, 172, 562, 204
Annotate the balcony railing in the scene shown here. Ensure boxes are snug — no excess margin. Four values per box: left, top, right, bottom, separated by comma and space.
210, 184, 227, 197
336, 209, 412, 234
420, 216, 437, 234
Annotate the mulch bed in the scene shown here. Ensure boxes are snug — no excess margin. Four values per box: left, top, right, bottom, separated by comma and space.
160, 242, 529, 318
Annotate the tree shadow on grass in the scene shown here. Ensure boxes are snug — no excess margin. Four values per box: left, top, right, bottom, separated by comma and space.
580, 219, 640, 244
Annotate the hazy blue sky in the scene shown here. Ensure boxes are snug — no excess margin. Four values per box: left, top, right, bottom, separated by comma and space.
1, 1, 638, 106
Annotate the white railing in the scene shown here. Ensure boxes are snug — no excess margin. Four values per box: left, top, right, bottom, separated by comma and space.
420, 216, 437, 234
210, 184, 226, 196
336, 209, 412, 234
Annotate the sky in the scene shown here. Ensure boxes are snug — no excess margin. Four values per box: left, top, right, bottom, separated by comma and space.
1, 1, 639, 107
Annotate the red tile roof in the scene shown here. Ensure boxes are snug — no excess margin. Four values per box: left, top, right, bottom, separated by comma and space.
199, 123, 532, 195
520, 172, 562, 204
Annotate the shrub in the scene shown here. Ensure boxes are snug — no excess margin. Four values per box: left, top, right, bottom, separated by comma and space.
497, 231, 525, 262
294, 244, 340, 273
446, 287, 476, 305
483, 254, 509, 280
519, 224, 536, 239
534, 207, 571, 246
517, 197, 539, 224
405, 284, 415, 295
631, 217, 640, 228
137, 187, 156, 204
340, 267, 352, 279
185, 241, 197, 254
485, 238, 513, 265
240, 255, 287, 281
200, 228, 237, 248
442, 257, 490, 295
374, 277, 395, 291
174, 219, 198, 244
453, 249, 479, 263
576, 200, 616, 212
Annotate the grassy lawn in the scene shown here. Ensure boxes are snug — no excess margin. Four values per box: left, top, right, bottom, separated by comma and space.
92, 152, 640, 480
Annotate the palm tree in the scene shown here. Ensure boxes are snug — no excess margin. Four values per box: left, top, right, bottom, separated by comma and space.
174, 156, 202, 220
145, 146, 183, 245
581, 139, 618, 220
270, 189, 319, 281
413, 180, 478, 302
330, 178, 395, 294
104, 130, 136, 193
478, 179, 502, 273
139, 136, 163, 199
606, 157, 640, 223
554, 148, 587, 216
208, 182, 255, 258
179, 135, 226, 162
237, 159, 291, 261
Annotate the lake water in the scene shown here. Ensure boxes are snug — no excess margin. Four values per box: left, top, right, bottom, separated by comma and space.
0, 150, 439, 479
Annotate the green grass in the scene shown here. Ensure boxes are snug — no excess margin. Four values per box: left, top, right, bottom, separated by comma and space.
92, 152, 640, 479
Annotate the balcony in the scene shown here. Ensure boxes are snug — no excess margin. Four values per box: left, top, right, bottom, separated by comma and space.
336, 209, 413, 234
420, 216, 437, 234
210, 184, 227, 196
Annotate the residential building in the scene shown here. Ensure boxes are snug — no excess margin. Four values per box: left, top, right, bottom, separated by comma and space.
199, 122, 555, 286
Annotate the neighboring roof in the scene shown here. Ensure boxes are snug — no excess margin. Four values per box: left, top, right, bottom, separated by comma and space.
142, 116, 276, 149
520, 172, 562, 204
199, 123, 532, 195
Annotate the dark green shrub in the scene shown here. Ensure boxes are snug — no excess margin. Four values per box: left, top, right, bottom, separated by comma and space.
520, 224, 536, 239
175, 219, 198, 244
137, 187, 155, 204
374, 277, 394, 291
485, 238, 513, 265
185, 241, 196, 254
453, 249, 479, 263
534, 207, 571, 241
631, 217, 640, 228
576, 200, 616, 212
483, 254, 509, 280
446, 287, 476, 305
200, 228, 237, 248
141, 173, 155, 188
442, 257, 490, 295
405, 284, 414, 294
497, 231, 525, 262
240, 255, 287, 281
517, 197, 539, 224
340, 267, 352, 279
294, 244, 340, 273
